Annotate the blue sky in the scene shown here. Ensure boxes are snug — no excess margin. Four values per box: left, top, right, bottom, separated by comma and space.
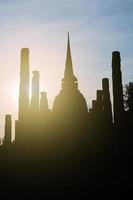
0, 0, 133, 139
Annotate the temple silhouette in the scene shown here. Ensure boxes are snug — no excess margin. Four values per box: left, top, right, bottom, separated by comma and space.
0, 34, 130, 197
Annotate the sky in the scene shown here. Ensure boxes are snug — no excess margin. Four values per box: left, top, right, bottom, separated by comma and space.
0, 0, 133, 139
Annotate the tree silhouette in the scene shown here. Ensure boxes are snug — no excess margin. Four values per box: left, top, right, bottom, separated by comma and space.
124, 82, 133, 111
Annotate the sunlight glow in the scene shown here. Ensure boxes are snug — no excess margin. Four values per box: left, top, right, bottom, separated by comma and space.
8, 85, 19, 106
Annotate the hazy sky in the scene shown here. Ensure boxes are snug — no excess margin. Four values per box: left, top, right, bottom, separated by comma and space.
0, 0, 133, 139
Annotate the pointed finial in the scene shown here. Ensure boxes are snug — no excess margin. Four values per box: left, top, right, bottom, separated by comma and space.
62, 33, 77, 85
68, 32, 70, 45
67, 32, 72, 60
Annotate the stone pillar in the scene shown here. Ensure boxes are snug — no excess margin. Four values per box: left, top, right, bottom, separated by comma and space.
112, 51, 124, 124
18, 48, 30, 121
4, 114, 12, 145
96, 90, 103, 111
30, 71, 40, 113
40, 92, 51, 114
92, 100, 97, 111
102, 78, 112, 123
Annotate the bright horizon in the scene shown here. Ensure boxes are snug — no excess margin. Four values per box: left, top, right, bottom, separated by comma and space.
0, 0, 133, 139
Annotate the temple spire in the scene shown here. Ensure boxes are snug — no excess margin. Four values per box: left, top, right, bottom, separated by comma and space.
65, 32, 73, 74
63, 33, 77, 84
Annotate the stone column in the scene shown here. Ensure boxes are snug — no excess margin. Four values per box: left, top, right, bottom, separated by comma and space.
112, 51, 124, 124
18, 48, 30, 121
102, 78, 112, 123
4, 114, 12, 145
